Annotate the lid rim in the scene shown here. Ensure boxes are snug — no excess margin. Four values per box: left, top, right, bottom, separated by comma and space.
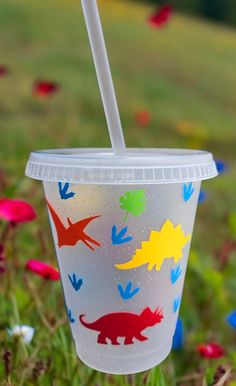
25, 147, 218, 184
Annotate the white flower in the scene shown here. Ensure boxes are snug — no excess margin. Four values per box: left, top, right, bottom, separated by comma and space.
8, 325, 35, 344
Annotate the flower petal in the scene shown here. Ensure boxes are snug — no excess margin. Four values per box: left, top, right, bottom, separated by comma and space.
9, 325, 35, 344
0, 66, 9, 77
148, 5, 172, 28
135, 111, 151, 127
33, 80, 59, 98
197, 343, 224, 359
0, 198, 36, 223
26, 259, 60, 281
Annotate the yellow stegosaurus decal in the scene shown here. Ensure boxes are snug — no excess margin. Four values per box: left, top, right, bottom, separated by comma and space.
115, 219, 191, 271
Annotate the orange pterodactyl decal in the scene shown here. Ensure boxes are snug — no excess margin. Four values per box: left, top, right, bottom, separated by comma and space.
46, 200, 101, 251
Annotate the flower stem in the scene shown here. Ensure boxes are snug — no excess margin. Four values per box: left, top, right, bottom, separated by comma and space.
0, 222, 12, 244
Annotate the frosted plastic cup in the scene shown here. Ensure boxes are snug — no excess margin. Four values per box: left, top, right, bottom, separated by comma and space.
25, 148, 217, 374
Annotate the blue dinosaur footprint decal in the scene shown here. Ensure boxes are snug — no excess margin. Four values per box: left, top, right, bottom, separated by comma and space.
111, 225, 133, 245
67, 308, 75, 323
173, 297, 181, 313
68, 273, 83, 292
183, 182, 195, 202
58, 182, 75, 200
117, 281, 140, 300
170, 265, 182, 284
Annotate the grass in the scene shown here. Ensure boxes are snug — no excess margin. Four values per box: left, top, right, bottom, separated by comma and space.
0, 0, 236, 384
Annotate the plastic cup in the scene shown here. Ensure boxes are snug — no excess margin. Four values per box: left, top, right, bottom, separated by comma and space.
25, 148, 217, 374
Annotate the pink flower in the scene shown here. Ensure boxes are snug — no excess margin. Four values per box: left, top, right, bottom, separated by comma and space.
197, 343, 225, 359
148, 5, 172, 28
26, 260, 60, 281
135, 111, 151, 127
33, 80, 59, 98
0, 199, 36, 223
0, 66, 9, 77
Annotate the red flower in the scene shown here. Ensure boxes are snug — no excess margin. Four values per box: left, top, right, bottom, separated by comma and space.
197, 343, 224, 359
33, 80, 59, 98
26, 260, 60, 281
0, 199, 36, 223
148, 5, 172, 28
0, 66, 9, 77
135, 111, 151, 127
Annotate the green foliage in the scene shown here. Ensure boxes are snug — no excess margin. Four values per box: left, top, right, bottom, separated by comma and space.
147, 366, 167, 386
156, 0, 200, 13
205, 366, 216, 385
228, 212, 236, 239
119, 189, 146, 220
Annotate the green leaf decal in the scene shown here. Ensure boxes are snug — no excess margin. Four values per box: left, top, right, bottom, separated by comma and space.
119, 189, 146, 221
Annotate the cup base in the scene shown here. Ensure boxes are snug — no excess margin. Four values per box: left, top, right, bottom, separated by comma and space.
76, 340, 172, 374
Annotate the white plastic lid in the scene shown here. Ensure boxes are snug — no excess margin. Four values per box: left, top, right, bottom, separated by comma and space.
25, 148, 218, 185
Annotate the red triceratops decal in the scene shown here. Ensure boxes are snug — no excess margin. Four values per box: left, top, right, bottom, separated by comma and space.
46, 200, 101, 251
79, 307, 163, 345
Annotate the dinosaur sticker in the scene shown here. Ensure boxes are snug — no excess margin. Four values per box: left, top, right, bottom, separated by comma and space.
79, 307, 163, 345
115, 219, 191, 271
46, 200, 101, 251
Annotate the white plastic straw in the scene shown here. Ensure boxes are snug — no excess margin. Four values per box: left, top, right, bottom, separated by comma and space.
81, 0, 126, 156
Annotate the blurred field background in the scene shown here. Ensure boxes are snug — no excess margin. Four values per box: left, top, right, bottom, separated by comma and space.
1, 0, 236, 385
